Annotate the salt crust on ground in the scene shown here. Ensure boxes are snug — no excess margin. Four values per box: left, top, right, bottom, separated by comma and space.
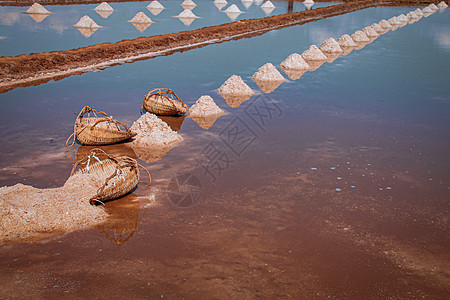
438, 1, 448, 9
301, 45, 327, 61
148, 1, 164, 9
362, 26, 379, 37
280, 53, 310, 70
338, 34, 357, 47
128, 12, 153, 23
0, 174, 107, 242
371, 23, 384, 33
261, 1, 275, 9
225, 4, 242, 13
73, 15, 103, 28
379, 19, 392, 29
218, 75, 254, 96
252, 63, 285, 82
177, 9, 199, 18
25, 3, 51, 14
94, 2, 114, 11
131, 113, 183, 148
189, 95, 224, 117
320, 38, 343, 53
351, 30, 369, 42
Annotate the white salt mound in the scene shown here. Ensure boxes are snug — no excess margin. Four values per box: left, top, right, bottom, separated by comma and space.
131, 113, 182, 148
388, 16, 398, 25
406, 12, 418, 20
280, 53, 310, 70
189, 95, 224, 117
304, 0, 314, 4
128, 12, 153, 23
182, 0, 197, 7
428, 3, 439, 10
94, 2, 114, 11
379, 19, 392, 29
351, 30, 369, 42
225, 4, 242, 13
371, 23, 384, 33
338, 34, 357, 47
438, 1, 448, 9
218, 75, 254, 95
252, 63, 285, 82
25, 3, 51, 14
73, 15, 102, 28
362, 26, 379, 37
147, 1, 165, 9
414, 8, 424, 16
301, 45, 327, 61
397, 14, 408, 23
320, 38, 343, 53
422, 7, 433, 14
177, 9, 198, 18
261, 1, 275, 9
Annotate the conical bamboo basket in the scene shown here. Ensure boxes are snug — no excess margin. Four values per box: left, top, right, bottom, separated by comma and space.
141, 88, 188, 116
72, 106, 136, 146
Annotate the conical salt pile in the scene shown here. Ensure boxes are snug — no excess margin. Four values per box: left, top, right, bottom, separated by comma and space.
219, 75, 254, 96
189, 95, 224, 118
182, 0, 197, 9
438, 1, 448, 9
379, 19, 392, 29
261, 1, 275, 8
319, 38, 343, 53
406, 12, 418, 20
73, 15, 103, 28
414, 8, 424, 16
280, 53, 310, 70
94, 2, 114, 11
428, 3, 439, 10
301, 45, 327, 61
127, 12, 153, 23
371, 23, 384, 33
351, 30, 369, 42
177, 9, 199, 18
304, 0, 314, 4
338, 34, 357, 47
422, 7, 433, 14
225, 4, 242, 13
25, 3, 51, 14
362, 26, 379, 38
397, 14, 408, 23
252, 63, 285, 82
147, 0, 165, 9
131, 113, 183, 148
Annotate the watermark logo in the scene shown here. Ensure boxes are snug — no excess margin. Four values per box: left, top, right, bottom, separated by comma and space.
166, 172, 202, 208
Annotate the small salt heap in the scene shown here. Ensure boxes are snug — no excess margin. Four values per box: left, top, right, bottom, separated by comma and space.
301, 45, 327, 61
131, 113, 183, 148
189, 96, 225, 129
362, 26, 379, 38
218, 75, 254, 108
351, 30, 370, 42
428, 3, 439, 11
397, 14, 408, 24
422, 6, 434, 14
304, 0, 314, 9
438, 1, 448, 9
127, 12, 153, 23
176, 9, 200, 18
279, 53, 309, 80
406, 11, 418, 20
379, 19, 392, 29
73, 15, 103, 28
338, 34, 357, 47
414, 8, 424, 16
225, 4, 242, 13
252, 63, 285, 93
94, 2, 114, 11
182, 0, 197, 9
25, 3, 51, 14
320, 38, 343, 53
261, 1, 275, 8
147, 0, 165, 9
370, 23, 384, 34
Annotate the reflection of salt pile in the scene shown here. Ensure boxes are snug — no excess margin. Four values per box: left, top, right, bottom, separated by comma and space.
438, 1, 448, 9
214, 0, 228, 10
370, 23, 384, 34
338, 34, 357, 55
302, 45, 327, 70
25, 3, 52, 14
218, 75, 254, 108
182, 0, 197, 9
242, 0, 253, 9
27, 13, 50, 22
130, 113, 183, 163
320, 38, 343, 63
73, 15, 103, 28
94, 2, 114, 12
189, 96, 225, 129
379, 19, 392, 30
279, 53, 309, 80
252, 63, 285, 93
0, 174, 107, 243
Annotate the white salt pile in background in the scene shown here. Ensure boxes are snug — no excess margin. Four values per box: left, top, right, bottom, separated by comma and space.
189, 95, 224, 117
379, 19, 392, 29
252, 63, 285, 82
304, 0, 314, 4
388, 16, 400, 25
428, 3, 439, 10
73, 16, 103, 28
422, 7, 433, 14
218, 75, 254, 96
131, 113, 183, 148
301, 45, 327, 61
261, 1, 275, 9
25, 3, 51, 14
397, 14, 408, 23
147, 0, 165, 9
177, 9, 199, 18
438, 1, 448, 9
127, 12, 153, 23
320, 38, 343, 53
370, 23, 385, 34
406, 12, 418, 20
182, 0, 197, 9
280, 53, 310, 70
94, 2, 114, 11
338, 34, 357, 47
351, 30, 370, 42
414, 8, 424, 16
225, 4, 242, 13
362, 26, 379, 38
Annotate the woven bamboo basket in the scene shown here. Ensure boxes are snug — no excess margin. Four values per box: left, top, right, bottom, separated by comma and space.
141, 88, 188, 116
71, 149, 150, 205
70, 106, 136, 146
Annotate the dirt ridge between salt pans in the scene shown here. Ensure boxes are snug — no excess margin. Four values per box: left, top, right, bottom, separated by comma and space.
0, 0, 436, 93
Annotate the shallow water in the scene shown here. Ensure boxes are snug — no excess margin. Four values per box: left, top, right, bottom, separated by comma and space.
1, 5, 450, 299
0, 0, 339, 56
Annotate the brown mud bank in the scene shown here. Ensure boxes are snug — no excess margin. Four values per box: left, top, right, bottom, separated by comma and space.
0, 0, 435, 93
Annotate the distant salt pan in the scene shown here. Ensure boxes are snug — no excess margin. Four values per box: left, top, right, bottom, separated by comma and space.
301, 45, 327, 61
280, 53, 310, 70
147, 1, 165, 9
25, 3, 51, 14
338, 34, 357, 47
94, 2, 114, 11
438, 1, 448, 9
351, 30, 369, 42
225, 4, 242, 13
189, 95, 224, 118
73, 15, 103, 28
320, 38, 343, 53
362, 26, 379, 38
379, 19, 392, 29
252, 63, 285, 82
261, 1, 275, 9
218, 75, 254, 96
127, 12, 153, 23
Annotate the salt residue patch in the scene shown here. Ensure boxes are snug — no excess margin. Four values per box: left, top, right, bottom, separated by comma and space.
25, 3, 51, 14
177, 9, 199, 18
252, 63, 285, 82
280, 53, 310, 70
218, 75, 254, 96
94, 2, 114, 11
362, 26, 379, 37
379, 19, 392, 29
320, 38, 343, 53
371, 23, 384, 33
131, 113, 183, 148
189, 95, 224, 117
438, 1, 448, 9
128, 12, 153, 23
338, 34, 357, 47
351, 30, 369, 42
73, 15, 103, 28
147, 0, 165, 9
0, 174, 107, 243
261, 1, 275, 9
301, 45, 327, 61
225, 4, 242, 13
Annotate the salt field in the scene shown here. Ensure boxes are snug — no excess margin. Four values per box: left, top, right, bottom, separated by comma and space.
0, 2, 449, 298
